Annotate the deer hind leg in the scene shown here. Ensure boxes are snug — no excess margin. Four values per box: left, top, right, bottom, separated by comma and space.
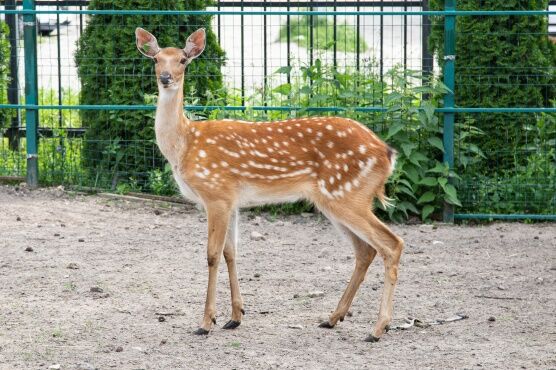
222, 208, 245, 330
319, 220, 377, 329
325, 203, 404, 342
193, 200, 233, 335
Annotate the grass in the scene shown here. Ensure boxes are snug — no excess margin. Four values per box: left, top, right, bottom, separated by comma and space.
278, 15, 368, 53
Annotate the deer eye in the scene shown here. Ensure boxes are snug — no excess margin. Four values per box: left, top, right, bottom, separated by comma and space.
180, 58, 187, 65
153, 57, 158, 64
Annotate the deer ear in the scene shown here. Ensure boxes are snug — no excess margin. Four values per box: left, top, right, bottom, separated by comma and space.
183, 28, 206, 60
136, 27, 160, 58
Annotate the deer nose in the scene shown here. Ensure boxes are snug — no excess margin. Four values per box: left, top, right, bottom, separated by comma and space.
159, 72, 172, 85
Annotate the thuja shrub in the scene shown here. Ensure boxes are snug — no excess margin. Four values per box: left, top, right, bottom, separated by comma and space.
75, 0, 225, 187
429, 0, 556, 168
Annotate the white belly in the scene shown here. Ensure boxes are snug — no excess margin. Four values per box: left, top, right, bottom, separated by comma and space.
237, 185, 304, 208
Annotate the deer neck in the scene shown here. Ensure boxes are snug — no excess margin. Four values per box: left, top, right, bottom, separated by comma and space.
154, 82, 189, 165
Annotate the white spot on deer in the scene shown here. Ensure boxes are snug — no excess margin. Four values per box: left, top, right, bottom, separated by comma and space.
198, 150, 207, 158
324, 160, 332, 169
287, 126, 292, 130
353, 179, 360, 187
282, 141, 289, 146
316, 131, 323, 138
267, 148, 274, 153
336, 173, 342, 180
318, 180, 334, 199
211, 163, 218, 169
262, 139, 268, 144
343, 164, 349, 172
267, 127, 273, 132
206, 138, 216, 144
278, 128, 284, 133
345, 181, 352, 192
273, 142, 280, 148
329, 177, 335, 184
358, 144, 367, 154
252, 150, 268, 158
301, 147, 308, 152
220, 161, 229, 167
218, 147, 240, 158
297, 132, 304, 138
306, 128, 313, 133
295, 123, 300, 127
194, 131, 201, 138
251, 129, 257, 133
327, 141, 334, 148
270, 158, 278, 163
347, 150, 354, 156
326, 124, 333, 130
335, 164, 341, 170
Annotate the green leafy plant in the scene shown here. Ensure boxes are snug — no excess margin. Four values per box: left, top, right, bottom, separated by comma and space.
148, 163, 177, 196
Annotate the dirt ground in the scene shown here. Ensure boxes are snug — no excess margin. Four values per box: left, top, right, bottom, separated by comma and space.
0, 185, 554, 370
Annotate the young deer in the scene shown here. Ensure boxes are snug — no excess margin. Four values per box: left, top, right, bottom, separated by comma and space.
136, 27, 404, 342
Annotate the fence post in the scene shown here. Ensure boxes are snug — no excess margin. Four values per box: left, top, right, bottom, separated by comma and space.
442, 0, 456, 222
23, 0, 39, 188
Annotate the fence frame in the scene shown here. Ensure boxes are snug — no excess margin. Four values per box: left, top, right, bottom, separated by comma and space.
1, 4, 555, 221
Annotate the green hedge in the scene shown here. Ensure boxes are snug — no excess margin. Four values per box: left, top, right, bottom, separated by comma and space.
429, 0, 556, 168
75, 0, 225, 188
0, 21, 11, 130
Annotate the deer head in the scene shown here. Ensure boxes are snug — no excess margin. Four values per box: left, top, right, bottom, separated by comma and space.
135, 27, 206, 91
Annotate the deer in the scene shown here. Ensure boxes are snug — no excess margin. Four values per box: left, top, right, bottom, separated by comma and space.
135, 27, 404, 342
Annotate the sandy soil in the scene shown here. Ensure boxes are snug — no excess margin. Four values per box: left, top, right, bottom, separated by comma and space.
0, 185, 555, 370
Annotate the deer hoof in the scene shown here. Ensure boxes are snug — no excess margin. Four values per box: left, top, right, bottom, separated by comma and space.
364, 334, 380, 343
193, 328, 210, 335
222, 320, 241, 330
318, 321, 335, 329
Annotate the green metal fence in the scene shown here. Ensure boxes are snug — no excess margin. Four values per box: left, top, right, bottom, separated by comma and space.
0, 1, 555, 222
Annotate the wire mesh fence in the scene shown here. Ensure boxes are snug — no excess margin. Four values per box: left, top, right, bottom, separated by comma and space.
0, 1, 554, 221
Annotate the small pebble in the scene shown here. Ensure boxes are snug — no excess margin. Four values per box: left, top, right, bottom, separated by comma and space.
78, 238, 85, 242
488, 316, 496, 322
158, 316, 166, 322
160, 339, 167, 345
54, 233, 60, 237
24, 246, 33, 252
48, 365, 61, 370
16, 216, 21, 221
288, 324, 303, 329
67, 262, 79, 270
90, 286, 103, 293
250, 231, 265, 241
254, 273, 261, 278
154, 209, 161, 215
115, 346, 123, 352
307, 291, 324, 298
